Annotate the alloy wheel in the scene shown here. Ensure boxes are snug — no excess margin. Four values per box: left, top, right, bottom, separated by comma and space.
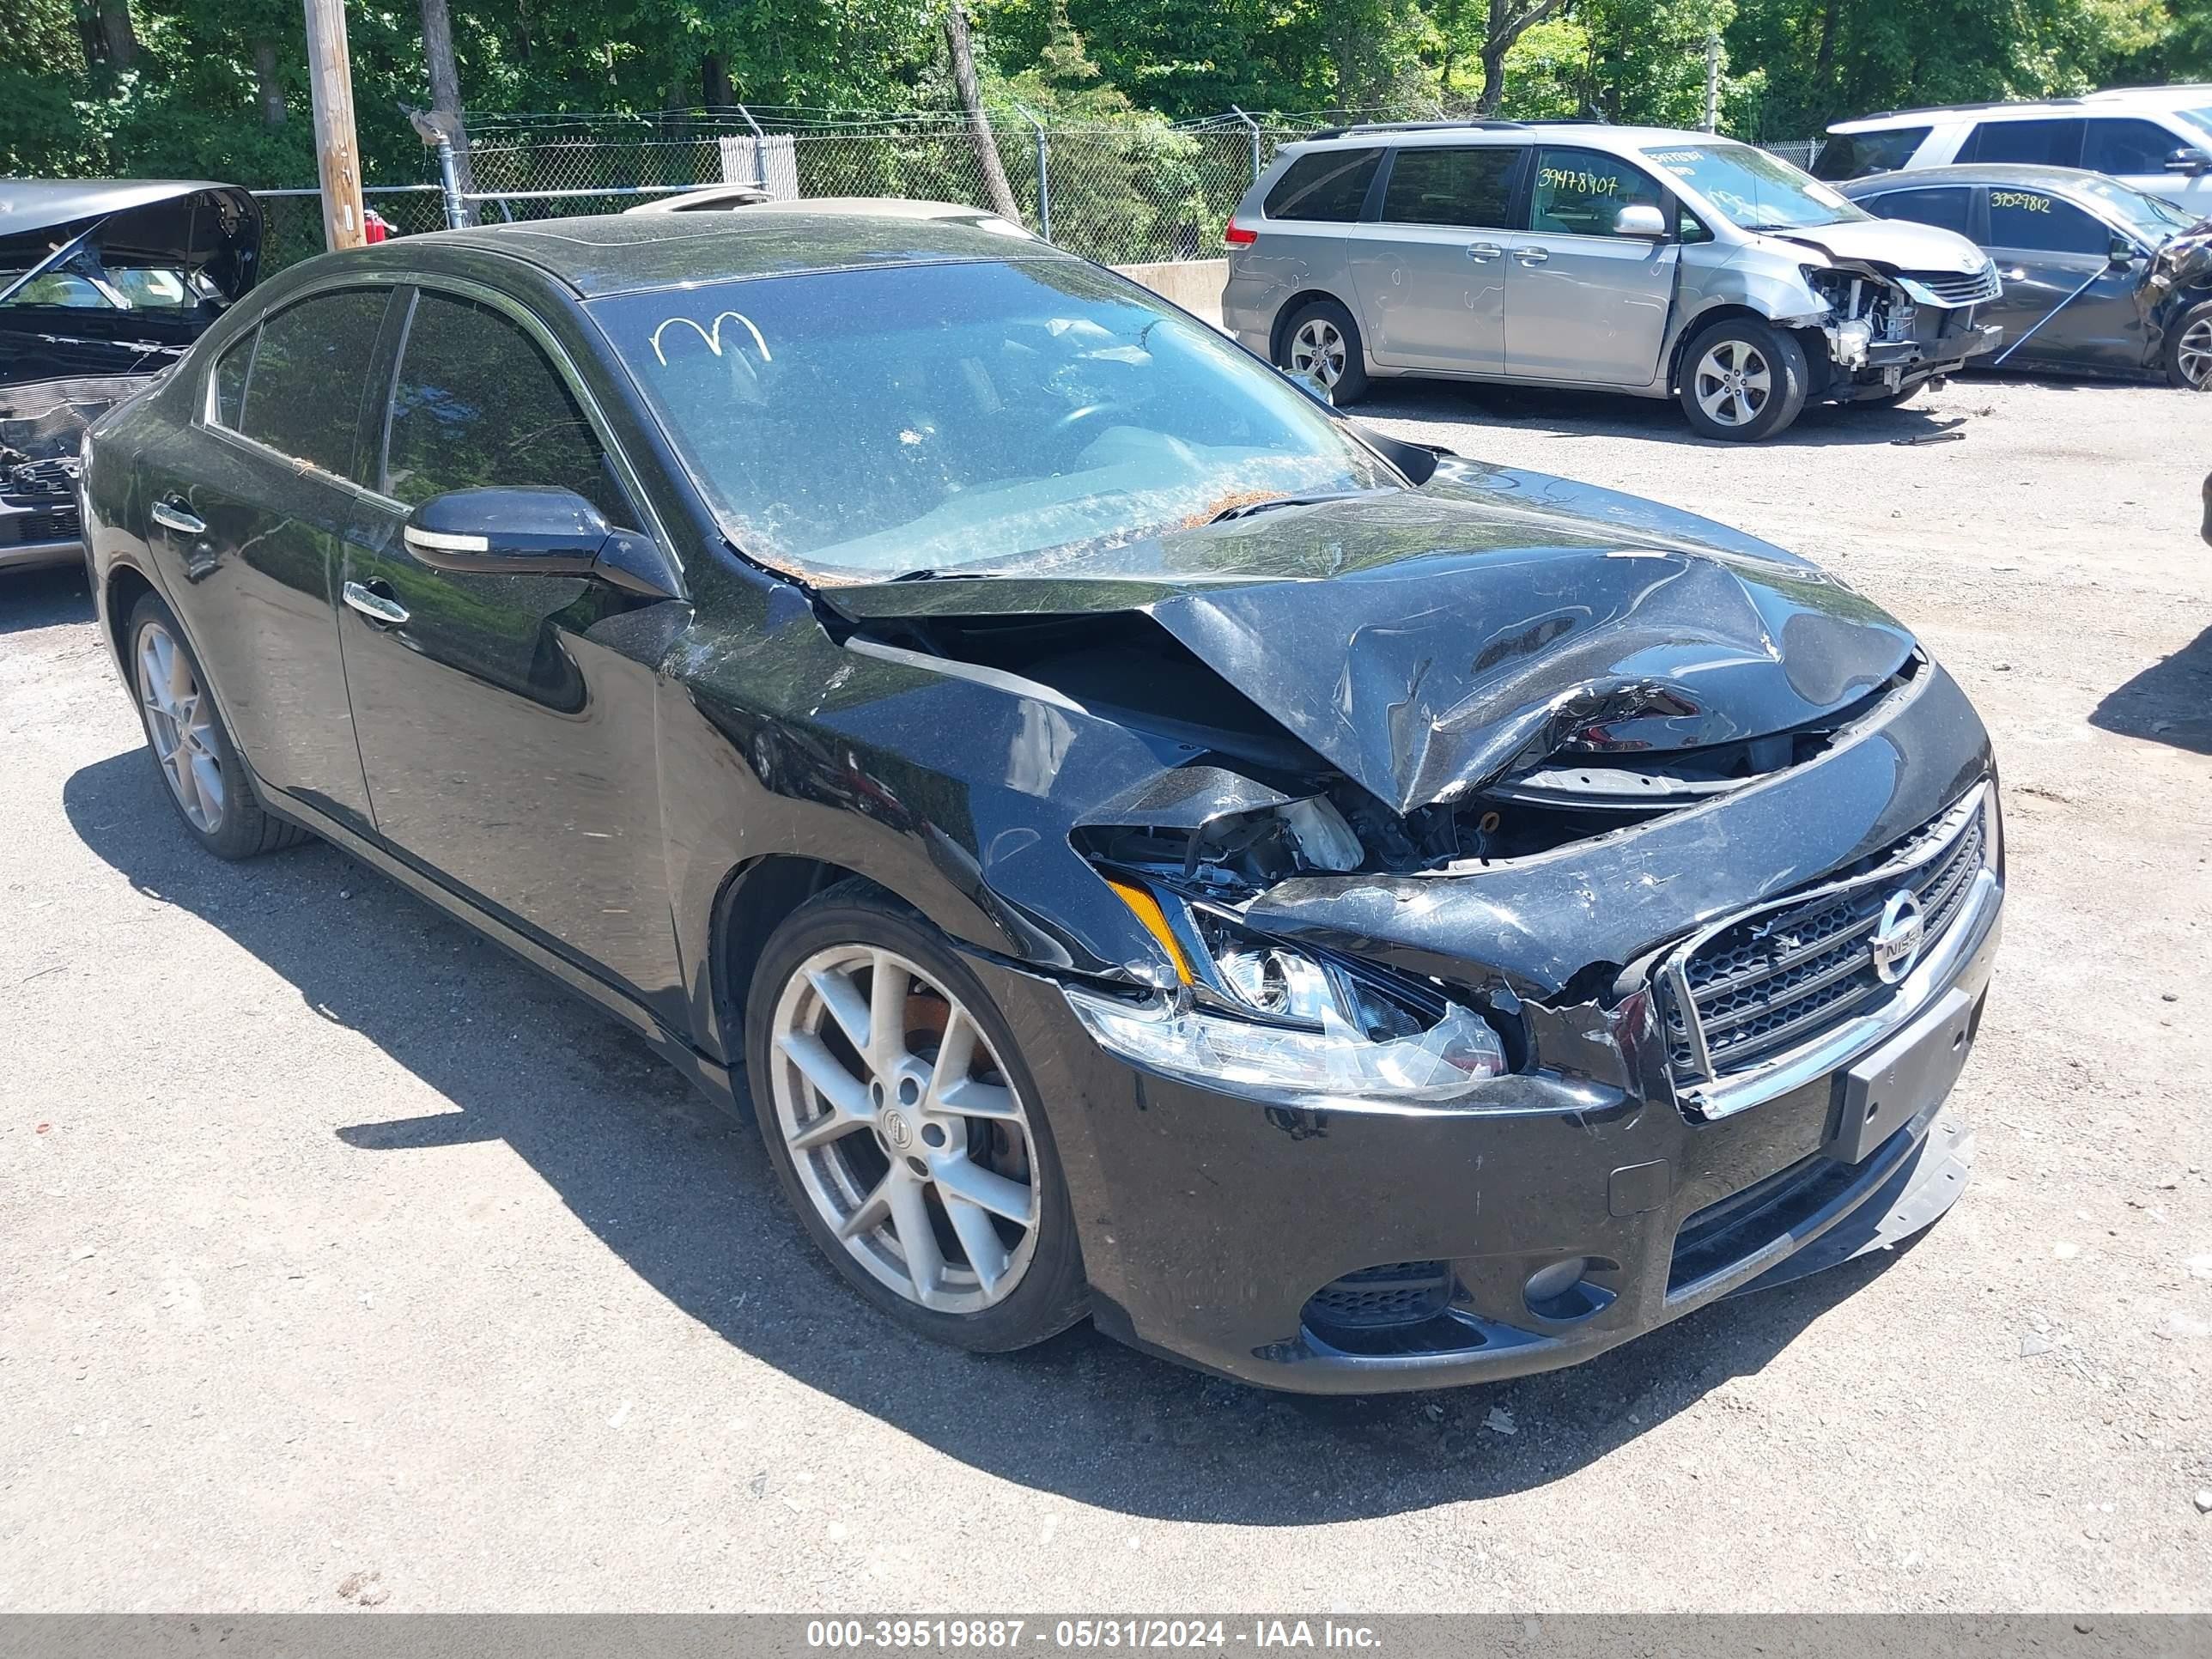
2179, 316, 2212, 387
766, 945, 1041, 1314
1692, 339, 1772, 428
136, 621, 225, 833
1288, 318, 1347, 389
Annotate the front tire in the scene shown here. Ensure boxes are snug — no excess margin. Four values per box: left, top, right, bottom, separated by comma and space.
1678, 318, 1808, 441
2165, 298, 2212, 389
1275, 297, 1370, 404
126, 593, 307, 860
744, 880, 1089, 1352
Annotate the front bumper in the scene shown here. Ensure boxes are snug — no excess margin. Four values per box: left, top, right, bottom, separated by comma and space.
1834, 320, 2002, 397
966, 837, 2002, 1395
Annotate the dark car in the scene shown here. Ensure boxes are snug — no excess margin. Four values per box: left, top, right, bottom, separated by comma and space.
1842, 163, 2212, 386
1, 179, 260, 574
82, 211, 2004, 1392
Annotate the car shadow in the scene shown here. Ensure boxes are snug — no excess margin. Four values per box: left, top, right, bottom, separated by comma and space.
63, 746, 1912, 1522
1355, 377, 1976, 448
2090, 623, 2212, 755
1, 563, 93, 634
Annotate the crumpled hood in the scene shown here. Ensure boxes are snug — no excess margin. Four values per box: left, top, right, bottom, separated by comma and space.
1765, 216, 1989, 275
828, 461, 1917, 817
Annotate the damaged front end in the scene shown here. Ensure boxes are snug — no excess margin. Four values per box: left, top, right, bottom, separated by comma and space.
1794, 253, 2003, 398
0, 180, 258, 567
826, 465, 1989, 1122
789, 452, 2002, 1389
0, 377, 135, 569
2145, 216, 2212, 370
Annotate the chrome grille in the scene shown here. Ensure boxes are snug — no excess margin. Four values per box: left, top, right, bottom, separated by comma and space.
1900, 264, 2002, 306
1665, 788, 1989, 1087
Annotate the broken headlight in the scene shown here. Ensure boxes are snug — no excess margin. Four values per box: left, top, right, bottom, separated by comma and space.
1073, 887, 1508, 1103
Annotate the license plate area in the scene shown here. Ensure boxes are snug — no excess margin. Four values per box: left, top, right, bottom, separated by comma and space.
1828, 986, 1976, 1164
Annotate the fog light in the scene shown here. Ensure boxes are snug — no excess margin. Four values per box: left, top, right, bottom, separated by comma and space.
1524, 1257, 1589, 1305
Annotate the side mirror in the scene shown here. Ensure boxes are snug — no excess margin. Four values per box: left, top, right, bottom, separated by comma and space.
2165, 146, 2211, 175
1613, 203, 1669, 239
401, 486, 676, 598
1287, 368, 1334, 406
2110, 235, 2139, 268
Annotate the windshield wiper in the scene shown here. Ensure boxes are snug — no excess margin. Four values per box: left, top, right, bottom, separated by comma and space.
1209, 489, 1370, 524
884, 568, 1000, 583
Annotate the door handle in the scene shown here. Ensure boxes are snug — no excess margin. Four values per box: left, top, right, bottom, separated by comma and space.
343, 579, 409, 627
1515, 246, 1551, 265
150, 499, 206, 538
1467, 241, 1504, 262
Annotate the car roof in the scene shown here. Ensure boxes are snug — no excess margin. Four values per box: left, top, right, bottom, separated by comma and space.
330, 209, 1071, 298
1291, 121, 1752, 150
1839, 162, 2117, 194
1826, 91, 2212, 131
2082, 84, 2212, 103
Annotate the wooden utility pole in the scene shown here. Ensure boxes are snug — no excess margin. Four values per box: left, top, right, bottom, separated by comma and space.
303, 0, 368, 251
943, 0, 1022, 222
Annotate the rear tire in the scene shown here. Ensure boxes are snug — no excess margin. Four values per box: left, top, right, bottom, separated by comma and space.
744, 879, 1089, 1353
2165, 298, 2212, 389
1275, 298, 1370, 404
1678, 318, 1808, 441
125, 593, 307, 860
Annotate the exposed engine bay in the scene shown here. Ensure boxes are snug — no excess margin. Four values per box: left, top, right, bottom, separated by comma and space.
0, 378, 127, 559
850, 591, 1924, 901
1796, 258, 1996, 384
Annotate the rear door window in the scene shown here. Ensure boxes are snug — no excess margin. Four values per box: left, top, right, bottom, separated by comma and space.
2083, 117, 2183, 174
380, 290, 629, 524
211, 332, 254, 428
1987, 188, 2112, 255
1960, 118, 2084, 167
1528, 148, 1666, 237
1262, 149, 1382, 222
236, 288, 392, 483
1814, 126, 1930, 179
1377, 146, 1522, 228
1864, 185, 1974, 237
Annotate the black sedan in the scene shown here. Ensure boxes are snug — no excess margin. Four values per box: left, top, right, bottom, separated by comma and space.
1842, 163, 2212, 386
82, 210, 2004, 1391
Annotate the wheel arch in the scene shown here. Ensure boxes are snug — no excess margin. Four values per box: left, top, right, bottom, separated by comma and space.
708, 854, 869, 1077
1666, 302, 1784, 392
103, 562, 160, 671
1269, 288, 1359, 365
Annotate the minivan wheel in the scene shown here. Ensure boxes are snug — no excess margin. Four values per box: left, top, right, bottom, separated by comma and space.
1277, 299, 1370, 403
2165, 299, 2212, 388
126, 593, 307, 860
745, 880, 1089, 1352
1678, 319, 1808, 441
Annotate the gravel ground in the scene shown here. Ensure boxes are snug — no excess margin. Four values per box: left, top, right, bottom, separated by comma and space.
2, 374, 2209, 1613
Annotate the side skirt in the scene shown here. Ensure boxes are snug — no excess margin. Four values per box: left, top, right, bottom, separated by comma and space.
257, 782, 743, 1120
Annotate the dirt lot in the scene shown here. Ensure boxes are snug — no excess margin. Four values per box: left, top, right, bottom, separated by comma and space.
2, 374, 2209, 1613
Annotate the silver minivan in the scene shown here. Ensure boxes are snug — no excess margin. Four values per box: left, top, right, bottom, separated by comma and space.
1222, 120, 2004, 440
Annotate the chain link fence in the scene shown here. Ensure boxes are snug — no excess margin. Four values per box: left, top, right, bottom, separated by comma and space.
252, 112, 1828, 273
